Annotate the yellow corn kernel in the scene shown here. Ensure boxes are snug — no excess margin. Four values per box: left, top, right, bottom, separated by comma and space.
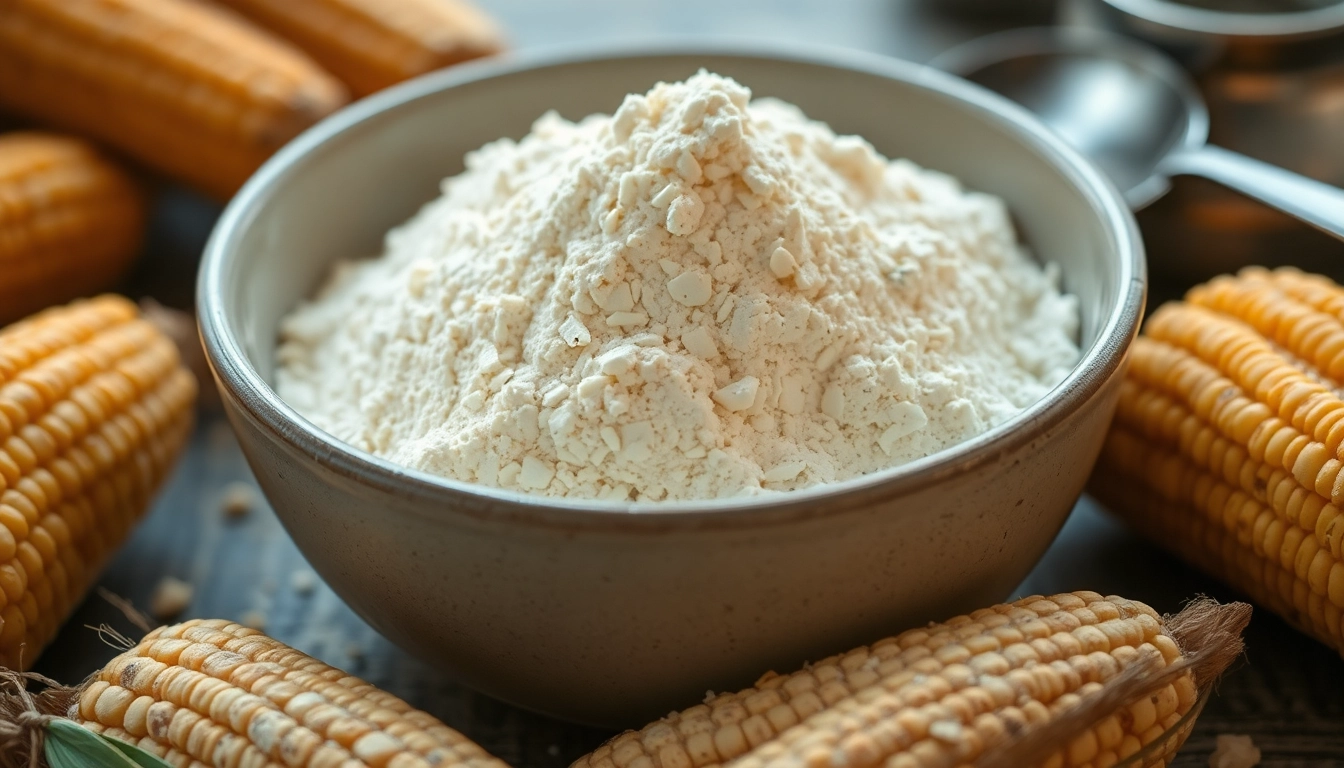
0, 0, 348, 200
1096, 266, 1344, 655
573, 592, 1199, 768
215, 0, 504, 97
74, 619, 512, 768
0, 295, 195, 666
0, 132, 145, 325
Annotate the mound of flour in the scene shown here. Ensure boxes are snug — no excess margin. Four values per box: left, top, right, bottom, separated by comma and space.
276, 72, 1080, 502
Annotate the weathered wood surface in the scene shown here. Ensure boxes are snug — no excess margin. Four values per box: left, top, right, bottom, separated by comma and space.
38, 1, 1344, 764
43, 417, 1344, 765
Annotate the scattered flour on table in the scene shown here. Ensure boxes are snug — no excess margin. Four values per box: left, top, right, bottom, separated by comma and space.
1209, 735, 1260, 768
276, 72, 1080, 502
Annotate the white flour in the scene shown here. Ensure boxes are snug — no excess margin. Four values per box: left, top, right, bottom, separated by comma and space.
276, 72, 1080, 502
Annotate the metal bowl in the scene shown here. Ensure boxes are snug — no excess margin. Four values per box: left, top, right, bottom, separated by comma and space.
1062, 0, 1344, 289
197, 44, 1144, 726
1079, 0, 1344, 55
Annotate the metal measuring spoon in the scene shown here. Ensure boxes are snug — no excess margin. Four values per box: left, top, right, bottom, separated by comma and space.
933, 28, 1344, 241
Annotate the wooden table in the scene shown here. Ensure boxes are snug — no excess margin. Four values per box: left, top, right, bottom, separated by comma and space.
39, 1, 1344, 764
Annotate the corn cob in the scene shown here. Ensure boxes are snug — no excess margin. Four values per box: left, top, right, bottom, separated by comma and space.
214, 0, 505, 97
9, 593, 1244, 768
1093, 266, 1344, 655
1093, 431, 1328, 647
574, 592, 1248, 768
0, 296, 196, 667
0, 0, 349, 200
0, 133, 146, 326
70, 618, 511, 768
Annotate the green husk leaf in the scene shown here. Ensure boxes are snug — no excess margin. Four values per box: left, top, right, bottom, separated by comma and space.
44, 719, 174, 768
97, 731, 177, 768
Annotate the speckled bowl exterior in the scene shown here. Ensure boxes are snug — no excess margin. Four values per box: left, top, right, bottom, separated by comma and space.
198, 44, 1145, 727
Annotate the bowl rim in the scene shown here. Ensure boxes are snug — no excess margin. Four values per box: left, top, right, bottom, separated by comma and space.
198, 40, 1146, 529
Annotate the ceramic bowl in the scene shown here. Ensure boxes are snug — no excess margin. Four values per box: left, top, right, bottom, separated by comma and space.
198, 44, 1144, 726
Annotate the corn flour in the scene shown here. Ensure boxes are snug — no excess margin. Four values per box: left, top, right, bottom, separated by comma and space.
276, 72, 1080, 501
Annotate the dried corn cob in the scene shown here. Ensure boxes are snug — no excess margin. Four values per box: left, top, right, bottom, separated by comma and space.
574, 593, 1248, 768
0, 296, 195, 666
1094, 431, 1325, 647
1093, 266, 1344, 655
0, 133, 145, 325
216, 0, 505, 97
66, 618, 511, 768
0, 0, 348, 200
6, 594, 1246, 768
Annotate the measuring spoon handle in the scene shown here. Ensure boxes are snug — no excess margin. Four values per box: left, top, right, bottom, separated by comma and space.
1160, 145, 1344, 243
